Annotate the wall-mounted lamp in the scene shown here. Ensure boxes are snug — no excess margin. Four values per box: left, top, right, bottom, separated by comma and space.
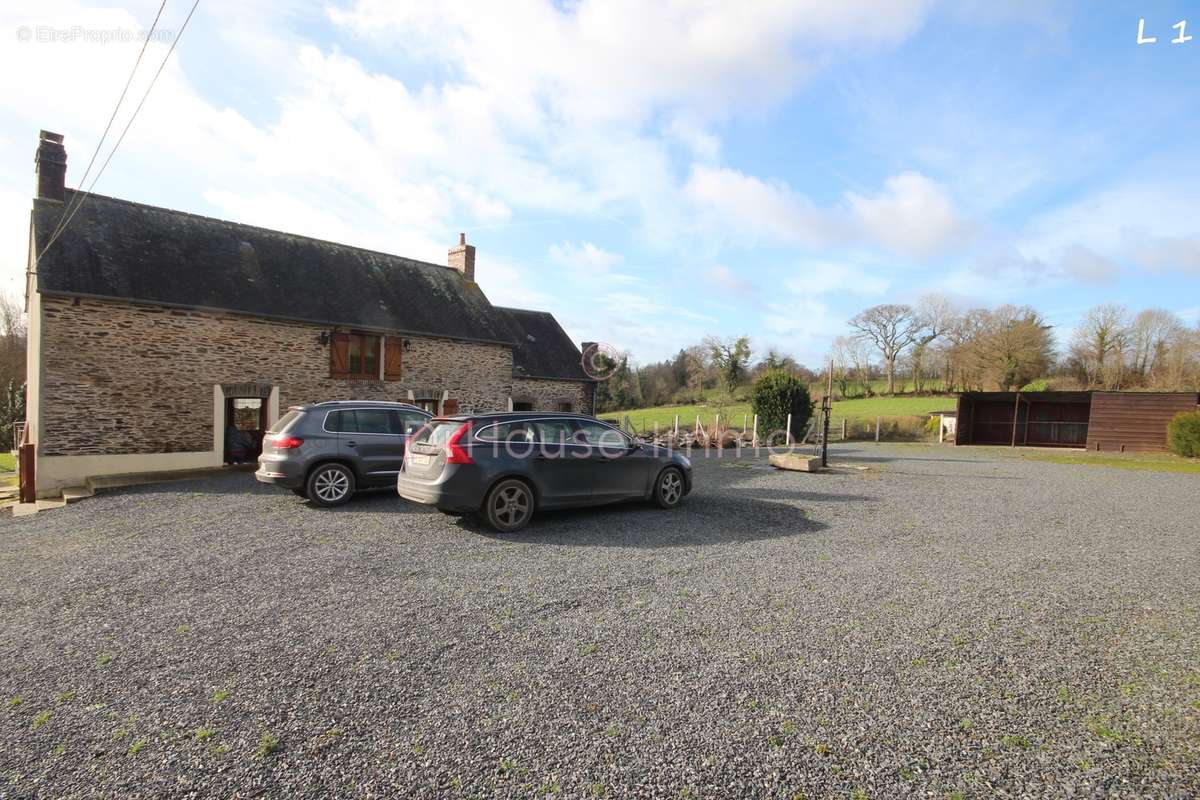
318, 330, 332, 345
403, 338, 413, 352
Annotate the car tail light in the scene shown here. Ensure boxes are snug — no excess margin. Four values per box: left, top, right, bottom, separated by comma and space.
272, 435, 304, 449
445, 422, 473, 464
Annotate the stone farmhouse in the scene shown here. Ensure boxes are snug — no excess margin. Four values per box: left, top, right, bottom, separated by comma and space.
24, 131, 594, 496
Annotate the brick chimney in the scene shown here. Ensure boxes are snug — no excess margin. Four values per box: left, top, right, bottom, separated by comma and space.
448, 232, 475, 282
35, 130, 67, 202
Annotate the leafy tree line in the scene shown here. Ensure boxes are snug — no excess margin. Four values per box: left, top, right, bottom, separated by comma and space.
597, 296, 1200, 414
836, 297, 1200, 395
596, 336, 818, 413
0, 293, 26, 449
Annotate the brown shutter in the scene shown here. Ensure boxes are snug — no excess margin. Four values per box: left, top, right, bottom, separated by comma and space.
442, 398, 459, 416
330, 333, 350, 377
384, 336, 403, 381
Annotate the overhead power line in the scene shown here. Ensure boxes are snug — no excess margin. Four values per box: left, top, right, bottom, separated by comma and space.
40, 0, 169, 250
35, 0, 202, 265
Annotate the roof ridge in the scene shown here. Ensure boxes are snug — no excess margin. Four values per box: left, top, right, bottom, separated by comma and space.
56, 188, 455, 274
496, 305, 553, 316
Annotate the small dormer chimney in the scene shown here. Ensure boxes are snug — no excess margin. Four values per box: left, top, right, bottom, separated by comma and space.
448, 232, 476, 282
35, 130, 67, 202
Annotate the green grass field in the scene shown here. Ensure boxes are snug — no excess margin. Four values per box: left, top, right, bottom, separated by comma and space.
599, 394, 956, 433
0, 452, 15, 473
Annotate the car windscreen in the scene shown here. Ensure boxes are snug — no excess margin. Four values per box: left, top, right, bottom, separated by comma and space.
267, 409, 301, 434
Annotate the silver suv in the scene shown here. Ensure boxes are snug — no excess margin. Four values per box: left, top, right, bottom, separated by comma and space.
255, 401, 432, 506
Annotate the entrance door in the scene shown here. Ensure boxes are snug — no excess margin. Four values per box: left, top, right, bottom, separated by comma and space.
224, 397, 266, 463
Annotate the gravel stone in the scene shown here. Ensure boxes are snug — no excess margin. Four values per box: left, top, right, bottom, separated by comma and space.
1, 443, 1198, 798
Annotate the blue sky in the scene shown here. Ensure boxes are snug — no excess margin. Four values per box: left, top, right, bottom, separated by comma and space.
2, 1, 1198, 364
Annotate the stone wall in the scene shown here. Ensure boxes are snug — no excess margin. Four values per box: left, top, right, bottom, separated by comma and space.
37, 296, 524, 456
512, 377, 594, 415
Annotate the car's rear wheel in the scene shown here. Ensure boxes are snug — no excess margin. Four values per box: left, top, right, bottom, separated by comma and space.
484, 479, 535, 532
653, 467, 685, 509
306, 463, 355, 507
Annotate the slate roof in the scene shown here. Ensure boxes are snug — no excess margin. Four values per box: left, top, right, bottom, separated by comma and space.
497, 307, 590, 382
32, 190, 521, 346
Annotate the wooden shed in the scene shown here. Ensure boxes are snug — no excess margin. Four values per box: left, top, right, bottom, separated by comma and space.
955, 391, 1198, 452
1086, 392, 1200, 452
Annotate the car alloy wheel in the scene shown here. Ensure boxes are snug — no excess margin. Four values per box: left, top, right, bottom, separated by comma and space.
655, 467, 684, 509
307, 464, 355, 507
485, 479, 534, 532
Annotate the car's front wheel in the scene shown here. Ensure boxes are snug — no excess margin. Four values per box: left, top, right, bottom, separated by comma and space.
484, 478, 535, 532
306, 463, 355, 507
653, 467, 685, 509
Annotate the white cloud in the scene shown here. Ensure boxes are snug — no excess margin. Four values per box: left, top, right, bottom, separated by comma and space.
705, 265, 755, 295
684, 165, 835, 247
845, 172, 968, 258
330, 0, 934, 127
548, 241, 623, 273
685, 166, 970, 260
1021, 175, 1200, 278
1058, 244, 1119, 284
784, 261, 889, 296
763, 296, 842, 362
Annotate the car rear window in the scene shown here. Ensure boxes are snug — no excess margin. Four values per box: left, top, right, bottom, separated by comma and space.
267, 409, 301, 434
411, 420, 467, 447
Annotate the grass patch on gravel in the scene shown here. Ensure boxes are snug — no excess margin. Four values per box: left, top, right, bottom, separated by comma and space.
96, 653, 113, 667
255, 731, 280, 759
211, 688, 230, 704
1017, 452, 1200, 474
31, 711, 51, 729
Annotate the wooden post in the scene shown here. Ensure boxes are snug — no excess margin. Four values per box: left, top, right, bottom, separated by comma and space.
938, 415, 944, 444
786, 413, 792, 446
18, 439, 35, 504
875, 416, 881, 443
1011, 391, 1020, 448
752, 414, 759, 448
674, 414, 679, 439
841, 418, 847, 440
821, 358, 833, 466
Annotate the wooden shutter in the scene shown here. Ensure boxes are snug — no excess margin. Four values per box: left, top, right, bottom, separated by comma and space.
442, 398, 460, 416
384, 336, 403, 381
330, 333, 350, 377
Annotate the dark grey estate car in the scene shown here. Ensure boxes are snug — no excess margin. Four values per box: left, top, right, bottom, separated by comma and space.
255, 400, 432, 506
397, 412, 692, 532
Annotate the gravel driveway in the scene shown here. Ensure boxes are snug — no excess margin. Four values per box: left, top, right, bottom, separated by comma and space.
1, 443, 1198, 798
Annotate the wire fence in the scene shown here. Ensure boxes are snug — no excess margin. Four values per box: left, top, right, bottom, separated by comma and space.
608, 412, 940, 448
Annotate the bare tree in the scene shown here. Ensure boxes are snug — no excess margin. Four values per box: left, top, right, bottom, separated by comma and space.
1070, 304, 1131, 389
849, 304, 924, 394
910, 294, 958, 393
704, 336, 752, 394
1129, 308, 1184, 384
1160, 323, 1200, 391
